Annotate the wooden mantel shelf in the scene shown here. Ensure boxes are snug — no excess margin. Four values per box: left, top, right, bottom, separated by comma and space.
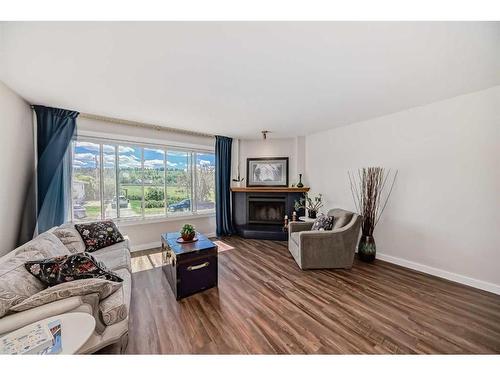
231, 187, 310, 193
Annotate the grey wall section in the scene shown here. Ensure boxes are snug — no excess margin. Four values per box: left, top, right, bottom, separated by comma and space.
305, 86, 500, 293
0, 81, 35, 255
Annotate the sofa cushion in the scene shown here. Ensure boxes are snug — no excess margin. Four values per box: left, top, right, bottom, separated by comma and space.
53, 224, 86, 254
329, 209, 354, 230
333, 214, 352, 229
25, 253, 123, 287
75, 220, 124, 252
311, 214, 334, 231
13, 232, 71, 258
10, 278, 121, 312
99, 268, 131, 326
0, 251, 46, 318
91, 242, 131, 272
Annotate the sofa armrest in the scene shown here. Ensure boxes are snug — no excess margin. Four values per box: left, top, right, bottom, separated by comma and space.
0, 294, 100, 336
122, 235, 131, 250
296, 230, 347, 255
288, 221, 314, 233
297, 229, 343, 241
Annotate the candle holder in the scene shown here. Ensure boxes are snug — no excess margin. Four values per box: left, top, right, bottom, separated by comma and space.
283, 215, 289, 232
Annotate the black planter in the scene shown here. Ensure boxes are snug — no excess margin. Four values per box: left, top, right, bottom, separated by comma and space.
308, 210, 317, 219
358, 235, 376, 262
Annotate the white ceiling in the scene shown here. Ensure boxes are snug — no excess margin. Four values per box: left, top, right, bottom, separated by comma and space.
1, 22, 499, 139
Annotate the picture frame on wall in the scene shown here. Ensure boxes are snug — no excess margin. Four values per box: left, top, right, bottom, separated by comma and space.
246, 157, 289, 187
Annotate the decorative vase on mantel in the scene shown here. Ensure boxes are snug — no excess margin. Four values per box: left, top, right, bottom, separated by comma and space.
308, 209, 317, 219
296, 174, 304, 188
358, 234, 376, 262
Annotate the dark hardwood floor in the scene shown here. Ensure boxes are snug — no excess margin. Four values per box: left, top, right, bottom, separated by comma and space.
124, 236, 500, 354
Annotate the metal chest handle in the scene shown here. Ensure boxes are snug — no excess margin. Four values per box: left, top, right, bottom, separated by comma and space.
187, 262, 209, 271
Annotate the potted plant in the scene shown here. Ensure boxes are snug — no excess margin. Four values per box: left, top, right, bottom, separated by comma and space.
180, 223, 196, 241
294, 193, 324, 219
348, 167, 398, 262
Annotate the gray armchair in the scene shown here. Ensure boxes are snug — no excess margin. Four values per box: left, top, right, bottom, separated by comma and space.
288, 208, 362, 270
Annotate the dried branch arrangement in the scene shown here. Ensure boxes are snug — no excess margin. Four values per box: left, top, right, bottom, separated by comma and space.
348, 167, 398, 236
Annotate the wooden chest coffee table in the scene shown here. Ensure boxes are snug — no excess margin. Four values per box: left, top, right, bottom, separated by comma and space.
161, 232, 218, 300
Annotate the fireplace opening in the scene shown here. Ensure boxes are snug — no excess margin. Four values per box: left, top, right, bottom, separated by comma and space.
247, 196, 286, 225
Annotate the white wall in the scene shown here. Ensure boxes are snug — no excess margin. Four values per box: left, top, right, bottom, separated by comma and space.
232, 136, 306, 187
0, 81, 34, 255
118, 216, 216, 251
306, 86, 500, 293
77, 117, 216, 250
78, 116, 215, 150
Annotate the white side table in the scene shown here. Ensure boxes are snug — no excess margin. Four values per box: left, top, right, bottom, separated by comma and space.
1, 312, 95, 354
298, 216, 316, 222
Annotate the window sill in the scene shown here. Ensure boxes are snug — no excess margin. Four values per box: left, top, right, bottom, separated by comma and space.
68, 212, 215, 228
114, 212, 216, 228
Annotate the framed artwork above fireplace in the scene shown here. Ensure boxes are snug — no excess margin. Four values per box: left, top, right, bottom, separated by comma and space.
246, 157, 289, 187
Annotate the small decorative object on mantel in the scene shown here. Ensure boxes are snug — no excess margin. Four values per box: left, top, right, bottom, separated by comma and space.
348, 167, 398, 262
292, 211, 297, 222
232, 175, 245, 187
178, 223, 197, 243
294, 193, 324, 219
296, 174, 304, 188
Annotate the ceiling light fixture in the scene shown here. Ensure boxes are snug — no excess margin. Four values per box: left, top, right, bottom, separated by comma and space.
262, 130, 269, 140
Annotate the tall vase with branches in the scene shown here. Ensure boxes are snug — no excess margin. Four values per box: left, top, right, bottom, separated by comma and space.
348, 167, 398, 262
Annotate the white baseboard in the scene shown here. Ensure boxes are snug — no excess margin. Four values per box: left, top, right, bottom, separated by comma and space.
376, 252, 500, 295
130, 232, 216, 253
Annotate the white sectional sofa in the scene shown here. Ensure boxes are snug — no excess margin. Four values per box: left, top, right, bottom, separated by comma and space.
0, 222, 132, 354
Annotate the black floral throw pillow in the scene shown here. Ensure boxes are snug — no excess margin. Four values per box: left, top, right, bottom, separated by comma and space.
311, 214, 334, 231
25, 253, 123, 287
75, 220, 124, 252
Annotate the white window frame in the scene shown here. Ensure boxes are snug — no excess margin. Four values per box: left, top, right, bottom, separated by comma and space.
70, 136, 215, 224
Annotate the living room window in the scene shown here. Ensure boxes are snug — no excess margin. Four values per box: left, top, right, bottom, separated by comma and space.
70, 138, 215, 223
194, 152, 216, 214
166, 150, 192, 215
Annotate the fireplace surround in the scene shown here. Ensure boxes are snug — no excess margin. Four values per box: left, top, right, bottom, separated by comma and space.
231, 187, 308, 240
